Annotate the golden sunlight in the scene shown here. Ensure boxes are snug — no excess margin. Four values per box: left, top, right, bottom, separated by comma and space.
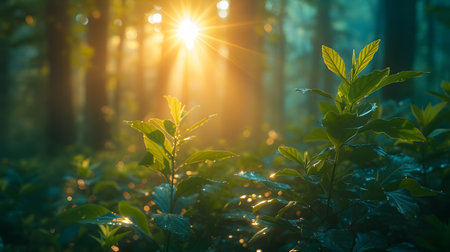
177, 18, 199, 49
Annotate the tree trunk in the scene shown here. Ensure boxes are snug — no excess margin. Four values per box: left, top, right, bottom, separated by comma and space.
136, 8, 148, 119
0, 38, 9, 156
272, 0, 287, 132
85, 0, 110, 149
382, 0, 417, 100
113, 0, 126, 126
222, 0, 264, 142
45, 0, 75, 150
308, 0, 332, 113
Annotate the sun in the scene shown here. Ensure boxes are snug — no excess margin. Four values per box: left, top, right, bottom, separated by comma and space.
177, 18, 199, 49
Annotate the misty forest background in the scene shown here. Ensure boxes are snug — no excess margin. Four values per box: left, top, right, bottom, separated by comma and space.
1, 0, 449, 156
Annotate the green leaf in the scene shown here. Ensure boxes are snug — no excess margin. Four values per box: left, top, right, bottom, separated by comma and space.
151, 118, 176, 137
419, 103, 446, 129
81, 212, 133, 226
278, 146, 303, 165
321, 105, 376, 148
386, 190, 419, 219
248, 227, 271, 244
398, 178, 438, 197
175, 176, 224, 199
304, 127, 329, 142
322, 45, 347, 80
165, 96, 184, 124
151, 213, 190, 236
185, 114, 216, 134
353, 231, 387, 252
354, 39, 380, 76
274, 168, 303, 178
316, 229, 353, 252
58, 204, 110, 225
276, 201, 296, 219
322, 112, 356, 148
361, 182, 386, 201
410, 104, 424, 126
377, 71, 425, 91
296, 88, 334, 100
428, 91, 450, 103
127, 120, 171, 161
184, 150, 238, 165
93, 181, 121, 195
252, 199, 279, 213
118, 201, 150, 234
319, 101, 339, 115
442, 81, 450, 95
348, 68, 389, 104
152, 184, 172, 213
236, 171, 291, 190
361, 118, 426, 142
144, 136, 169, 166
336, 80, 350, 105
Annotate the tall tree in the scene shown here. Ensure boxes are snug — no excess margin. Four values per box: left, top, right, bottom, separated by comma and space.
113, 0, 126, 125
222, 0, 265, 142
308, 0, 332, 113
45, 0, 75, 150
0, 36, 9, 156
382, 0, 417, 100
270, 0, 287, 132
85, 0, 110, 149
135, 0, 149, 119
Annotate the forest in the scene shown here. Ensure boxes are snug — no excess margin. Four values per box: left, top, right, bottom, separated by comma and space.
1, 0, 450, 251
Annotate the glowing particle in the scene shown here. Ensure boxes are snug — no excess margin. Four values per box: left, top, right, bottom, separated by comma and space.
264, 24, 272, 33
67, 196, 72, 201
217, 0, 229, 10
111, 245, 119, 252
25, 16, 34, 26
239, 238, 245, 244
148, 13, 162, 24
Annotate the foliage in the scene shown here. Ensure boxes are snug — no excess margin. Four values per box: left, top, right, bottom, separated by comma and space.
57, 96, 237, 251
233, 40, 449, 251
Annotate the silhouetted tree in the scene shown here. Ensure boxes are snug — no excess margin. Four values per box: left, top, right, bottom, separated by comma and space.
308, 0, 332, 113
45, 0, 75, 150
382, 0, 417, 100
85, 0, 110, 149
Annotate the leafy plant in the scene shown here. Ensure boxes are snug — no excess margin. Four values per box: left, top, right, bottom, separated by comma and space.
58, 96, 237, 251
234, 40, 441, 251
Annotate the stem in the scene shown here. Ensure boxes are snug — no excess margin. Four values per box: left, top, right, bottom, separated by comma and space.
326, 147, 341, 219
166, 128, 179, 252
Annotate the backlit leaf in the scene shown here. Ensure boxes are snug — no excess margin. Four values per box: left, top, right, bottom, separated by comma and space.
165, 96, 184, 124
322, 45, 347, 80
348, 68, 389, 104
118, 201, 150, 234
58, 204, 110, 225
377, 71, 425, 91
278, 146, 303, 165
355, 39, 380, 75
184, 150, 237, 165
175, 176, 225, 199
185, 114, 216, 134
